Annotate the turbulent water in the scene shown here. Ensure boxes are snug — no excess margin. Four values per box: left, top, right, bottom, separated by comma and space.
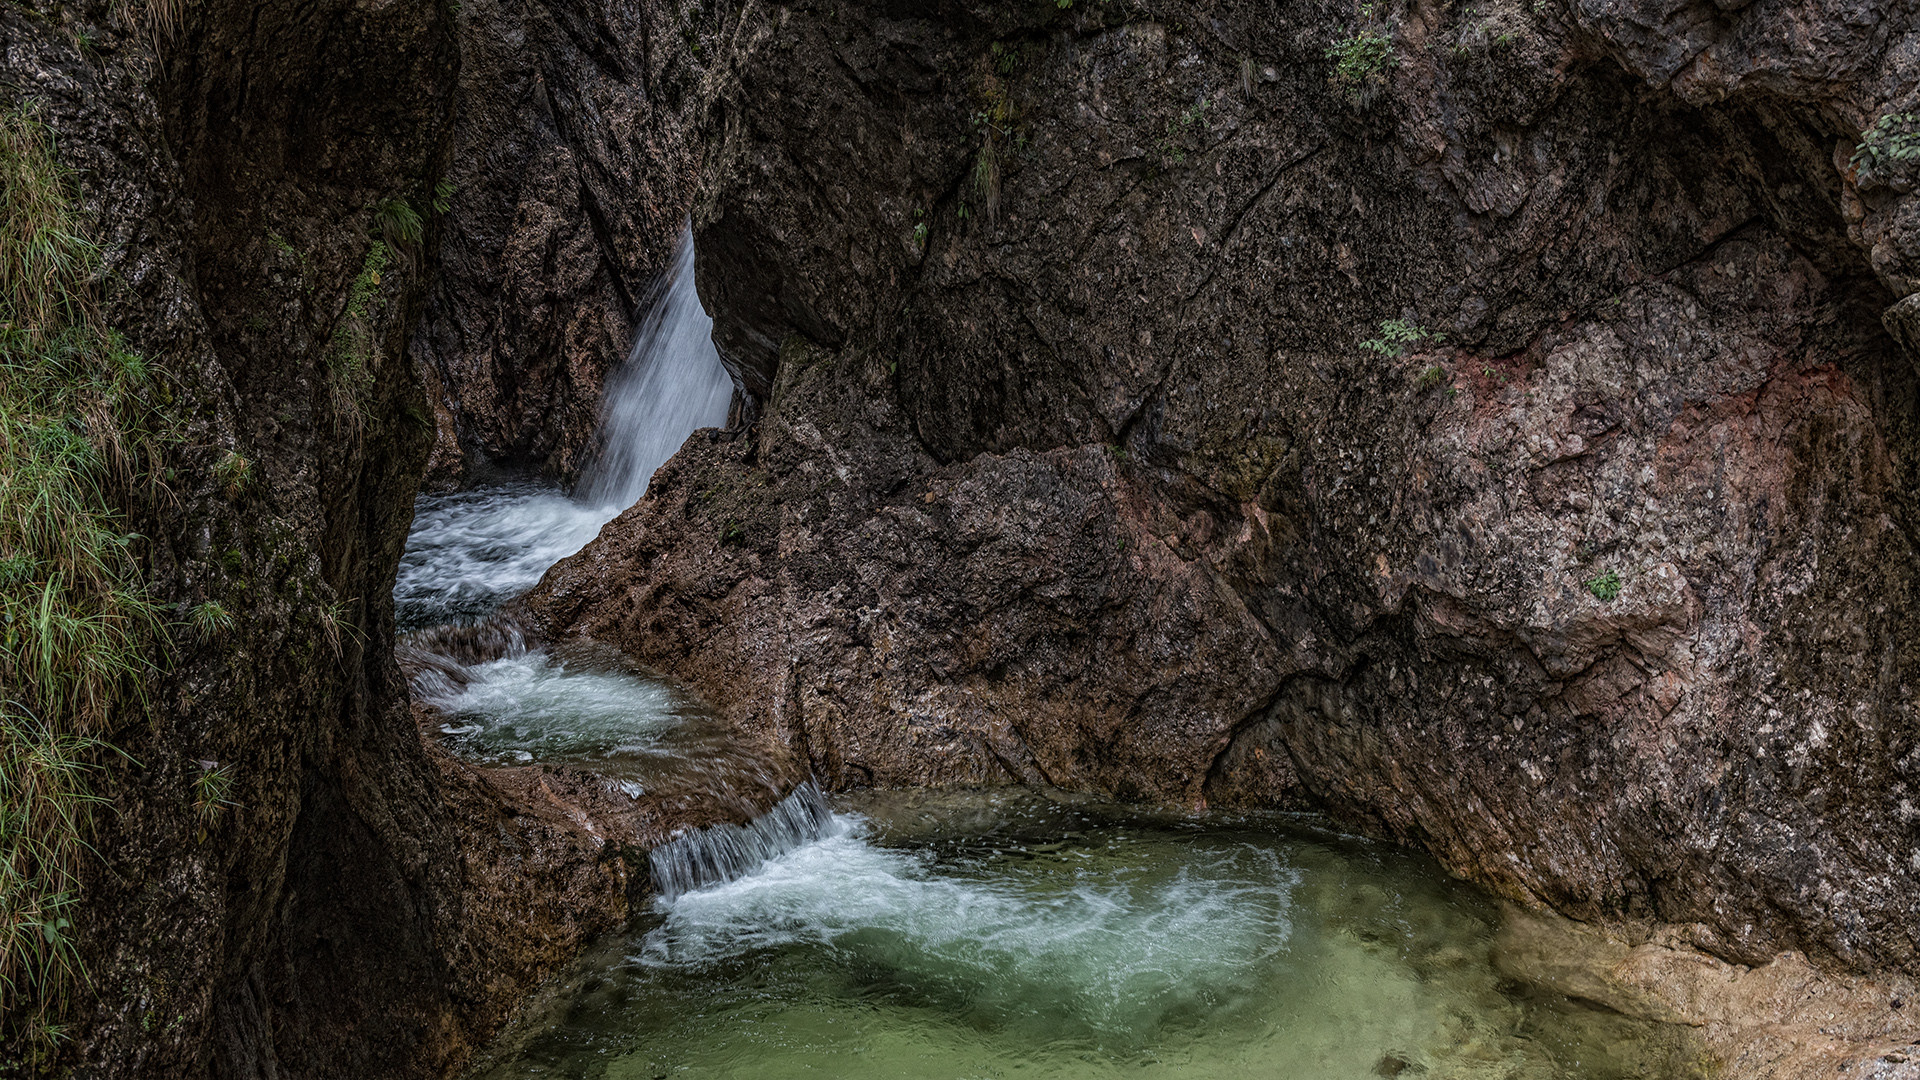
581, 233, 736, 511
395, 225, 730, 634
470, 790, 1703, 1080
410, 637, 706, 770
396, 224, 733, 791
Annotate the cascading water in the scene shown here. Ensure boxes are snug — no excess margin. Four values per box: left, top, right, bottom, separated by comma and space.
395, 224, 730, 633
580, 235, 736, 511
396, 224, 742, 789
648, 781, 839, 899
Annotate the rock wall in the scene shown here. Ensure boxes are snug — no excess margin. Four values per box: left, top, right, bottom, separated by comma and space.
528, 0, 1920, 986
0, 2, 675, 1076
409, 0, 719, 489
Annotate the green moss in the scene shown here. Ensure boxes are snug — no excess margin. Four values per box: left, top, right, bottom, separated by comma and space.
0, 103, 159, 1055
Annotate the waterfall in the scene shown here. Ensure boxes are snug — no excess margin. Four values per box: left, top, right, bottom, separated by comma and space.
395, 224, 734, 630
581, 224, 735, 511
649, 781, 840, 900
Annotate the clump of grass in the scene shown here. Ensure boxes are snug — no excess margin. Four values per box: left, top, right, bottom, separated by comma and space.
0, 105, 159, 1051
187, 601, 233, 639
373, 197, 424, 276
190, 760, 237, 844
212, 450, 250, 498
326, 240, 389, 434
316, 598, 360, 661
374, 197, 423, 250
111, 0, 186, 47
969, 68, 1020, 222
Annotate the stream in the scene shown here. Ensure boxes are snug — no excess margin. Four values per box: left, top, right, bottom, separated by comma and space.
396, 232, 1706, 1080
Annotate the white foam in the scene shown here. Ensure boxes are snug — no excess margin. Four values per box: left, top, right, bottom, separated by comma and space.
415, 648, 698, 767
640, 818, 1296, 1041
580, 227, 735, 510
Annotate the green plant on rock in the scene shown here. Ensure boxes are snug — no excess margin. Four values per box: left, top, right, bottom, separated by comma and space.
0, 103, 159, 1055
1362, 318, 1444, 358
1326, 3, 1397, 100
1585, 570, 1623, 601
190, 760, 237, 844
326, 240, 390, 434
212, 449, 250, 498
373, 197, 423, 251
1851, 113, 1920, 178
1159, 97, 1211, 167
187, 601, 233, 639
316, 598, 359, 660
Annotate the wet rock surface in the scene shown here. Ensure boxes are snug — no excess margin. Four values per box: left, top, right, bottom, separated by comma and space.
1495, 909, 1920, 1079
0, 1, 469, 1074
528, 0, 1920, 989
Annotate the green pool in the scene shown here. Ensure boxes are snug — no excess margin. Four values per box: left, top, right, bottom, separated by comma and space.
469, 787, 1704, 1080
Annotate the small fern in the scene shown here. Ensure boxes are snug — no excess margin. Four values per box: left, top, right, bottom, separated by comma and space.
1361, 318, 1444, 358
1851, 113, 1920, 177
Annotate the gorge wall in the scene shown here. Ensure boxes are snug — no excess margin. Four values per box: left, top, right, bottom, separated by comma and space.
527, 0, 1920, 987
1, 1, 689, 1076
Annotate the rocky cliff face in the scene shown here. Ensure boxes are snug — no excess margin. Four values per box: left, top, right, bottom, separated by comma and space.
408, 0, 718, 489
528, 0, 1920, 991
0, 2, 673, 1076
0, 1, 475, 1074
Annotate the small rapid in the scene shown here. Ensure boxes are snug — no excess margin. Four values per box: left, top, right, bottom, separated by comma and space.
649, 781, 841, 899
396, 225, 737, 791
639, 796, 1294, 1044
409, 634, 705, 770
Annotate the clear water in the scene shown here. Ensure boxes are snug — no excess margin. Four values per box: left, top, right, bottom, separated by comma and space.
469, 790, 1705, 1080
396, 224, 730, 633
396, 227, 1702, 1080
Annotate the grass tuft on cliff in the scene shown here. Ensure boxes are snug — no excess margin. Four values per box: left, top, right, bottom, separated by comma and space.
0, 102, 159, 1059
